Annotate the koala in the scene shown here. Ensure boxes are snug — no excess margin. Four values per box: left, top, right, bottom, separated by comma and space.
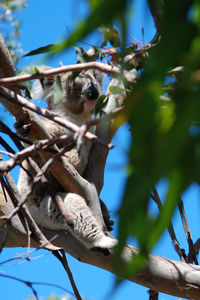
16, 67, 116, 252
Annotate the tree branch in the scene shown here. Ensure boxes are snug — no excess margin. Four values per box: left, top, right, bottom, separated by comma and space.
2, 208, 200, 300
0, 61, 137, 86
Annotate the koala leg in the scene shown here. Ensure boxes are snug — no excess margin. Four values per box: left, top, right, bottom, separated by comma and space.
28, 192, 117, 251
62, 193, 117, 250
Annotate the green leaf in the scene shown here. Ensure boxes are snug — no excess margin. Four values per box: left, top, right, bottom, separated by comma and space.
24, 44, 58, 56
99, 25, 121, 47
95, 95, 107, 116
109, 86, 125, 94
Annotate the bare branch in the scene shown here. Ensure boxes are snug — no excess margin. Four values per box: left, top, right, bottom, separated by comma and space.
0, 134, 76, 175
0, 61, 137, 86
2, 176, 200, 300
0, 273, 74, 299
152, 187, 186, 262
194, 238, 200, 255
52, 250, 82, 300
4, 220, 200, 300
0, 274, 39, 300
178, 200, 198, 264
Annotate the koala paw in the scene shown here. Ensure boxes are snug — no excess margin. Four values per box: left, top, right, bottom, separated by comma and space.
14, 120, 31, 138
100, 199, 114, 231
105, 219, 114, 232
91, 235, 117, 256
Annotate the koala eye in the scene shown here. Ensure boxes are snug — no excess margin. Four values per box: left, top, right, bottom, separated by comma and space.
85, 82, 99, 100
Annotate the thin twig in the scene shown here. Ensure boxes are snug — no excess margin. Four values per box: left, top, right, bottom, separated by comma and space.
0, 120, 24, 151
1, 162, 82, 299
0, 274, 39, 300
1, 173, 81, 299
152, 187, 186, 262
0, 135, 35, 179
178, 200, 198, 264
194, 238, 200, 255
52, 249, 82, 300
0, 134, 76, 175
2, 171, 60, 252
0, 274, 74, 297
1, 173, 81, 297
0, 138, 75, 222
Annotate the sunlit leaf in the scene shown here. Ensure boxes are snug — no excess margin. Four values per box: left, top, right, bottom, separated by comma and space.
99, 25, 121, 47
109, 86, 125, 94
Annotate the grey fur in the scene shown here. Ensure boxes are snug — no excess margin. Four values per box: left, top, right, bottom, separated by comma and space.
17, 68, 116, 251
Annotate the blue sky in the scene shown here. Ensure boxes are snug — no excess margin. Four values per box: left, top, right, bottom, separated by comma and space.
1, 1, 199, 300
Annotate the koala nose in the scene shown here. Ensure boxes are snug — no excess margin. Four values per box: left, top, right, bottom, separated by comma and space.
86, 82, 99, 100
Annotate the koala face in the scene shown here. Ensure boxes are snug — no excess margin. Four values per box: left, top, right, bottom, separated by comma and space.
42, 69, 104, 118
61, 70, 103, 116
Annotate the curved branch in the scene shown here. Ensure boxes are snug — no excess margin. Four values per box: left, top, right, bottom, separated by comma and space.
0, 62, 137, 86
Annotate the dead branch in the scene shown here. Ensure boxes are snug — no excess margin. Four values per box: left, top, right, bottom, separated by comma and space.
194, 238, 200, 255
